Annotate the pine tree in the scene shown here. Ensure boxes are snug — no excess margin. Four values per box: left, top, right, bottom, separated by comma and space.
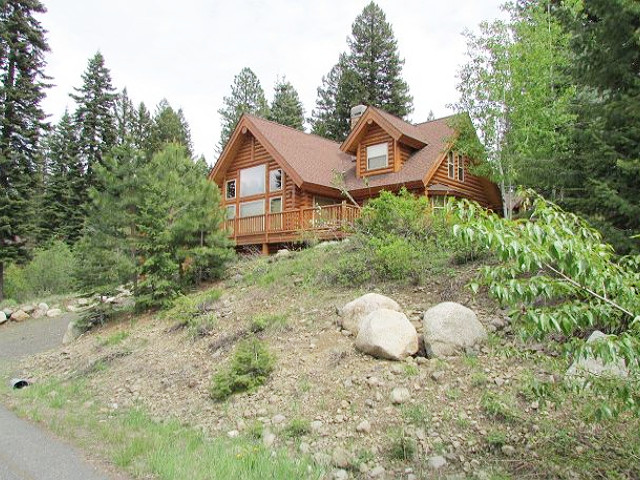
70, 51, 117, 182
310, 2, 413, 141
268, 77, 305, 130
217, 67, 269, 152
0, 0, 50, 300
114, 87, 136, 145
40, 110, 84, 244
132, 101, 153, 153
149, 99, 193, 157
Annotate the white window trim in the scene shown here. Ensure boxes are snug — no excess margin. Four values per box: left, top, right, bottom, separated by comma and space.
269, 169, 283, 192
366, 143, 388, 171
225, 179, 236, 200
269, 196, 283, 213
447, 151, 455, 179
458, 156, 465, 182
239, 164, 266, 198
225, 204, 236, 219
239, 199, 265, 218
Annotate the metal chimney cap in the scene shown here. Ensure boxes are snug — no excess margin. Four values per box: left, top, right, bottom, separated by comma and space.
350, 105, 367, 117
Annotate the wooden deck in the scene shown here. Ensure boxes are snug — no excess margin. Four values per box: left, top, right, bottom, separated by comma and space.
224, 203, 360, 247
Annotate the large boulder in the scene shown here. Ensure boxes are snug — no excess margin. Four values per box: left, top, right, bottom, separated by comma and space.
46, 308, 62, 317
0, 311, 7, 325
340, 293, 401, 335
566, 331, 628, 380
62, 320, 84, 344
355, 309, 418, 361
10, 310, 30, 322
423, 302, 487, 357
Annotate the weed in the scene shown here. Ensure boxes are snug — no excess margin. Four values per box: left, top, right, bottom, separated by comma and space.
245, 420, 264, 441
401, 404, 430, 428
164, 289, 222, 338
250, 313, 289, 333
481, 391, 521, 423
283, 418, 311, 439
99, 330, 130, 347
446, 388, 462, 400
403, 364, 419, 376
471, 372, 489, 387
486, 429, 507, 448
388, 429, 416, 461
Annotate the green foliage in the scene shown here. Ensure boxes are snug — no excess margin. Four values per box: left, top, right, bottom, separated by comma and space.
217, 67, 269, 152
387, 429, 416, 461
486, 429, 507, 448
250, 313, 289, 333
452, 193, 640, 412
98, 330, 130, 347
282, 418, 311, 439
163, 289, 222, 337
268, 78, 305, 130
401, 404, 430, 429
149, 99, 193, 157
210, 337, 275, 401
311, 2, 413, 141
481, 391, 521, 423
4, 241, 76, 301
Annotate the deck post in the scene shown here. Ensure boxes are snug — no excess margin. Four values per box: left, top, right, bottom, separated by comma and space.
341, 200, 346, 226
261, 243, 269, 255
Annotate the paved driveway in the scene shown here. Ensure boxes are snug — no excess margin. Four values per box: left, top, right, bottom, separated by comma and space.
0, 314, 127, 480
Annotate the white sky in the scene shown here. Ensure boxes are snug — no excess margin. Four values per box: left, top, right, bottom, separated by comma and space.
39, 0, 505, 163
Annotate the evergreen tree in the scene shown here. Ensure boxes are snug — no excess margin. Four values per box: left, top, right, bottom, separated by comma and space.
268, 77, 305, 130
149, 99, 193, 157
132, 101, 153, 153
558, 0, 640, 253
217, 67, 269, 152
70, 51, 117, 182
0, 0, 50, 300
40, 110, 84, 244
114, 87, 136, 145
310, 2, 413, 141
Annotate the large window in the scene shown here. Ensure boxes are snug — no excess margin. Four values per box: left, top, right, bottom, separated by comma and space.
269, 197, 282, 213
366, 143, 388, 170
270, 169, 282, 191
225, 205, 236, 219
458, 156, 465, 182
431, 195, 447, 210
240, 164, 266, 197
225, 179, 236, 199
239, 199, 265, 217
447, 151, 455, 179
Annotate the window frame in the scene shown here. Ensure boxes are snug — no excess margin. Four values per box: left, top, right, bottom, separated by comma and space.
269, 196, 282, 213
225, 204, 236, 219
447, 151, 455, 179
239, 199, 265, 218
366, 143, 389, 171
269, 169, 283, 192
239, 164, 266, 198
430, 195, 447, 210
458, 156, 465, 182
225, 179, 236, 200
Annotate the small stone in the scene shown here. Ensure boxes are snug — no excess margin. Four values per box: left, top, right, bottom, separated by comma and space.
431, 371, 445, 382
332, 447, 351, 469
501, 445, 516, 456
369, 465, 385, 478
366, 377, 381, 387
333, 469, 348, 480
10, 310, 29, 322
263, 431, 276, 447
490, 318, 506, 329
390, 387, 410, 404
272, 414, 286, 425
37, 302, 49, 311
311, 420, 323, 432
46, 308, 62, 317
494, 377, 505, 387
227, 430, 239, 438
365, 399, 375, 408
300, 442, 310, 454
356, 420, 371, 433
428, 455, 447, 470
415, 356, 428, 365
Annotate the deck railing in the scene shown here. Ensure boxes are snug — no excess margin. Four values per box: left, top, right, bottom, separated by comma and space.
224, 203, 360, 240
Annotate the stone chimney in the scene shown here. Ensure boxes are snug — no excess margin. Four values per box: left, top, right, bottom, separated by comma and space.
350, 105, 366, 129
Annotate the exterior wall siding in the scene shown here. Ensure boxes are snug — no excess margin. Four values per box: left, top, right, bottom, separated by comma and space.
428, 153, 493, 208
356, 123, 395, 178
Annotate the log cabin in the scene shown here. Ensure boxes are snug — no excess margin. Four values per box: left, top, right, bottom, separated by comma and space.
208, 105, 502, 254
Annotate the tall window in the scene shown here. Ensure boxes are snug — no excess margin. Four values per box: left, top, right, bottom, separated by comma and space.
225, 205, 236, 219
269, 197, 282, 213
366, 143, 388, 170
225, 179, 236, 199
239, 199, 265, 217
270, 169, 282, 191
458, 156, 465, 182
447, 151, 455, 179
240, 164, 266, 197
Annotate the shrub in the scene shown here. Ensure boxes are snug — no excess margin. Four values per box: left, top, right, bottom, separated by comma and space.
164, 289, 222, 337
283, 418, 311, 438
250, 313, 289, 333
210, 337, 275, 401
387, 429, 416, 461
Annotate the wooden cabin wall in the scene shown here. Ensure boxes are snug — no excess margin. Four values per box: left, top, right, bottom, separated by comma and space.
428, 154, 493, 208
356, 123, 396, 178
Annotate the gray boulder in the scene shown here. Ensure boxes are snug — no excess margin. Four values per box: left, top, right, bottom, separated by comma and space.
423, 302, 487, 357
10, 310, 30, 322
37, 302, 49, 311
46, 308, 62, 317
62, 320, 84, 344
355, 309, 418, 360
0, 311, 7, 325
340, 293, 401, 335
566, 330, 628, 380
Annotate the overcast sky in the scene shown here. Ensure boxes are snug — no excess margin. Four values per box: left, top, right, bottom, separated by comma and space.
39, 0, 505, 162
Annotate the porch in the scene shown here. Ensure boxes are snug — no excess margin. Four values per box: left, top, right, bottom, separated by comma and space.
223, 202, 361, 249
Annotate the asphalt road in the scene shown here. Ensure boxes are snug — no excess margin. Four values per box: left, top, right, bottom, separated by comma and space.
0, 314, 124, 480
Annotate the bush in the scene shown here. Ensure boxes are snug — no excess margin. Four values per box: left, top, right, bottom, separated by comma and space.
210, 337, 275, 401
250, 313, 289, 333
5, 241, 77, 302
163, 289, 222, 337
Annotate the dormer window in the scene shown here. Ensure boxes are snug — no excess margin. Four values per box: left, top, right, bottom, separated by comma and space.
447, 151, 455, 179
367, 143, 388, 170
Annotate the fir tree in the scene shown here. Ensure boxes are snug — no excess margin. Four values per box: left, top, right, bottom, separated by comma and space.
131, 101, 153, 153
149, 99, 193, 157
0, 0, 50, 300
268, 77, 305, 130
70, 51, 117, 182
114, 87, 136, 145
217, 67, 269, 152
310, 2, 413, 141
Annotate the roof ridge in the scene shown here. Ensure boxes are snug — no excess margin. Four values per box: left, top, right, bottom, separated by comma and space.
246, 113, 343, 147
414, 113, 458, 126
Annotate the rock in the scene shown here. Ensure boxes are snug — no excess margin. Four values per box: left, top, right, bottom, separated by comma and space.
566, 330, 629, 380
390, 387, 410, 405
332, 447, 352, 469
262, 430, 276, 447
333, 469, 348, 480
275, 248, 292, 259
299, 442, 310, 454
46, 308, 62, 318
355, 309, 419, 361
272, 414, 286, 425
0, 311, 7, 325
77, 298, 90, 306
2, 307, 13, 317
430, 371, 445, 382
227, 430, 239, 438
62, 321, 84, 344
10, 310, 30, 322
501, 445, 516, 456
356, 419, 371, 434
369, 465, 385, 478
311, 420, 323, 432
21, 304, 35, 314
340, 293, 401, 335
427, 455, 447, 470
490, 317, 506, 329
37, 302, 49, 311
422, 302, 487, 357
